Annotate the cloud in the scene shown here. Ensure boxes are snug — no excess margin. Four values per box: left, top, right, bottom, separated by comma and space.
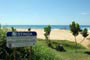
80, 13, 88, 15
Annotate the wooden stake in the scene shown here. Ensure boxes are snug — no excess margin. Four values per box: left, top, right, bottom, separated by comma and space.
14, 48, 16, 60
29, 46, 32, 60
6, 52, 9, 60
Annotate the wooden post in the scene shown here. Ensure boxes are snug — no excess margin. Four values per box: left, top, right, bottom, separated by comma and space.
29, 46, 32, 60
28, 29, 32, 60
6, 54, 8, 60
14, 48, 16, 60
6, 52, 8, 60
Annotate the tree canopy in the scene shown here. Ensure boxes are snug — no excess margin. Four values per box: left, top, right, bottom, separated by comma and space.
69, 21, 80, 36
44, 25, 51, 36
81, 28, 89, 38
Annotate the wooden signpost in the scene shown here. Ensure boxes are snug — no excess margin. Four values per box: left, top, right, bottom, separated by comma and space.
14, 48, 16, 60
6, 32, 37, 60
29, 46, 32, 60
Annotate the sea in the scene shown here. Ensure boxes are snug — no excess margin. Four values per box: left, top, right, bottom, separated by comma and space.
2, 25, 90, 31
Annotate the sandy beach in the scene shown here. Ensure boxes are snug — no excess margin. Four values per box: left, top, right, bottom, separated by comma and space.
16, 29, 90, 48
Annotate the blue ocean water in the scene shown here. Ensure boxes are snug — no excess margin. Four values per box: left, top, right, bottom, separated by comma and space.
2, 25, 90, 30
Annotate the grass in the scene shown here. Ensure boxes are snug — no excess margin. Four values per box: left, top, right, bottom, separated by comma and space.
51, 40, 85, 50
32, 39, 60, 60
32, 39, 90, 60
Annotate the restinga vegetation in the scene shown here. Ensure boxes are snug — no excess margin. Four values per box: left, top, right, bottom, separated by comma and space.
0, 23, 90, 60
28, 28, 31, 32
44, 25, 51, 47
0, 0, 90, 59
69, 21, 80, 52
80, 28, 89, 43
0, 26, 59, 60
11, 27, 16, 32
0, 26, 8, 60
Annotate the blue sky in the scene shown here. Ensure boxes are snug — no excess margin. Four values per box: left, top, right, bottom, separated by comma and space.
0, 0, 90, 25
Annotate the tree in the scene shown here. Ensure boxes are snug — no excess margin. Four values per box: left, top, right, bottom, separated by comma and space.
44, 25, 51, 46
28, 28, 31, 32
80, 28, 89, 43
77, 23, 82, 32
11, 27, 16, 32
69, 21, 80, 51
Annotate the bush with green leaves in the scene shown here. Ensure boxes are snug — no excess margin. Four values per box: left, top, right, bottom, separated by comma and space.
28, 28, 31, 32
0, 27, 27, 60
80, 28, 89, 43
32, 41, 60, 60
69, 21, 80, 51
0, 29, 8, 59
44, 25, 51, 46
11, 27, 16, 32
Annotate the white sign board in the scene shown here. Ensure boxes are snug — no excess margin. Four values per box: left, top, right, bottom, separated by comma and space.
6, 32, 37, 48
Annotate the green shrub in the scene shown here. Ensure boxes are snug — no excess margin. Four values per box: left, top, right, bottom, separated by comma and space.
50, 40, 85, 50
80, 28, 89, 43
44, 25, 51, 45
32, 41, 59, 60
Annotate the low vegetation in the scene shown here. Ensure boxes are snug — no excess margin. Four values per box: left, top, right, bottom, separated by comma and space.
70, 21, 89, 52
80, 28, 89, 43
0, 24, 90, 60
69, 21, 81, 51
1, 35, 90, 60
44, 25, 51, 47
33, 39, 90, 60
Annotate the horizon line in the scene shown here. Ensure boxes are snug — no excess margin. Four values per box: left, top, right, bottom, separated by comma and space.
2, 24, 90, 26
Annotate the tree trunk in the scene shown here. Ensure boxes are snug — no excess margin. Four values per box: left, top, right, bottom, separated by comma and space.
80, 38, 85, 43
74, 36, 77, 52
48, 35, 50, 43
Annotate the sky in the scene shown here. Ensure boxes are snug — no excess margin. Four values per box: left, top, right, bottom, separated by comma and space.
0, 0, 90, 25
